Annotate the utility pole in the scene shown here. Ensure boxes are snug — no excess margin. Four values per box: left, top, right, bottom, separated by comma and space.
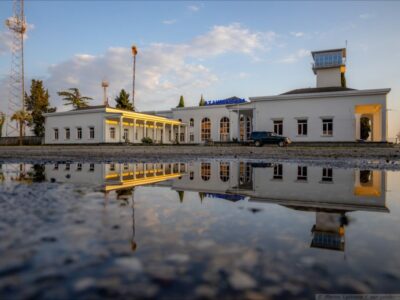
131, 45, 138, 111
5, 0, 26, 136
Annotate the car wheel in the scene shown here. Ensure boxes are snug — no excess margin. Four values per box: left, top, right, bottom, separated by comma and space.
255, 141, 261, 147
278, 141, 284, 147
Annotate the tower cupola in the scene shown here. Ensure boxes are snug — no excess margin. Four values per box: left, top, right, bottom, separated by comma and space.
312, 48, 346, 88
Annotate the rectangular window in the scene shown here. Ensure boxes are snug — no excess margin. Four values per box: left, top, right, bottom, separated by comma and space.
89, 164, 95, 172
89, 127, 95, 139
124, 163, 129, 170
77, 127, 82, 139
273, 164, 283, 180
190, 133, 194, 142
109, 163, 115, 171
65, 128, 70, 140
180, 132, 185, 142
54, 128, 59, 140
110, 127, 116, 139
297, 119, 308, 136
322, 118, 333, 136
273, 120, 283, 135
77, 163, 82, 171
123, 128, 129, 141
322, 168, 333, 182
65, 163, 70, 171
54, 163, 58, 170
297, 166, 307, 181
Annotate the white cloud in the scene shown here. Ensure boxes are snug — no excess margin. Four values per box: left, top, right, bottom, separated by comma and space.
162, 19, 177, 25
238, 72, 250, 79
14, 23, 275, 111
279, 49, 309, 64
187, 5, 200, 12
290, 31, 304, 38
360, 13, 374, 20
0, 21, 34, 55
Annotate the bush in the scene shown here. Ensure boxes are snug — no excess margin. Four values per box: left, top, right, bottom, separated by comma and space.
141, 137, 153, 144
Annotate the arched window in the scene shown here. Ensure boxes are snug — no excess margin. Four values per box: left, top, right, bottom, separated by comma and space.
239, 115, 245, 141
201, 118, 211, 141
201, 163, 211, 181
220, 117, 230, 142
220, 162, 230, 182
189, 118, 194, 127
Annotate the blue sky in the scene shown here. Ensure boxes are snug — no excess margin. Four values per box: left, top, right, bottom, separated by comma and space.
0, 1, 399, 118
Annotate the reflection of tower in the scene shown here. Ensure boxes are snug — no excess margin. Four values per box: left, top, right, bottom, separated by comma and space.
311, 211, 345, 251
5, 0, 27, 136
131, 189, 137, 252
101, 80, 109, 106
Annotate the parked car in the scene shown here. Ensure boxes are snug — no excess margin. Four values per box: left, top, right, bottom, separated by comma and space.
250, 131, 291, 147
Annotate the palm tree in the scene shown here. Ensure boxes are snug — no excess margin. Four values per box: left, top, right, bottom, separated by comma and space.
11, 110, 32, 145
57, 88, 93, 109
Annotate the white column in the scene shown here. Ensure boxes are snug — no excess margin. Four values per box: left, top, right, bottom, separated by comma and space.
119, 116, 123, 142
132, 119, 136, 143
184, 125, 188, 143
133, 164, 136, 179
144, 121, 147, 140
355, 113, 361, 140
162, 123, 166, 144
381, 107, 387, 142
178, 125, 181, 143
153, 122, 157, 142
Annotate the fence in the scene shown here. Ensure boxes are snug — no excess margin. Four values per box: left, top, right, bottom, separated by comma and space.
0, 136, 43, 146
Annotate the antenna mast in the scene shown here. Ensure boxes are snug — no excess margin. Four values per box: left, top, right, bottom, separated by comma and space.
5, 0, 26, 136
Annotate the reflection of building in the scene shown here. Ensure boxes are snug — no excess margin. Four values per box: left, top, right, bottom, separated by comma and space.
45, 162, 186, 192
44, 160, 389, 252
166, 161, 388, 251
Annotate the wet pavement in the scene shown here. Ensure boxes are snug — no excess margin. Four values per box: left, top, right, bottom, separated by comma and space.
0, 161, 399, 299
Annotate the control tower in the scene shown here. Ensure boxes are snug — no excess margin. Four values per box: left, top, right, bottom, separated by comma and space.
311, 48, 346, 88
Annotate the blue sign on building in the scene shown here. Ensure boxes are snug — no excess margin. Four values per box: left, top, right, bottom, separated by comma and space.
204, 96, 247, 106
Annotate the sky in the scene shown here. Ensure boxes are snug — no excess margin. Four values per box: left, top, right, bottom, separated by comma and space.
0, 0, 399, 133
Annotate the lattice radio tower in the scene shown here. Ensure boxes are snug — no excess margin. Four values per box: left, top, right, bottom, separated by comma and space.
5, 0, 26, 136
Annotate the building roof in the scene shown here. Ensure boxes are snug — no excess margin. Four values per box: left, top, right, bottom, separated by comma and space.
281, 86, 356, 95
311, 48, 346, 58
250, 88, 391, 102
73, 105, 108, 111
44, 106, 182, 125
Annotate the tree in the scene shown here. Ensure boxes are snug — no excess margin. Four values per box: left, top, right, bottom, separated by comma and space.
57, 88, 92, 109
25, 79, 56, 137
11, 110, 32, 145
0, 112, 5, 138
199, 94, 206, 106
115, 89, 134, 110
177, 95, 185, 108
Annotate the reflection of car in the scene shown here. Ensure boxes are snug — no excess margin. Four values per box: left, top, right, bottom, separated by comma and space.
250, 131, 291, 147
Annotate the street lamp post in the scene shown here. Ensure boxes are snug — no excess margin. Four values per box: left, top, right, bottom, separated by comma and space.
131, 45, 138, 111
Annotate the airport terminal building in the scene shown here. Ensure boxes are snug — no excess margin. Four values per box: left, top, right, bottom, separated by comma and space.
44, 48, 392, 144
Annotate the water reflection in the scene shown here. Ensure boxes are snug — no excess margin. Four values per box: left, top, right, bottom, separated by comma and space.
1, 160, 389, 254
0, 160, 398, 298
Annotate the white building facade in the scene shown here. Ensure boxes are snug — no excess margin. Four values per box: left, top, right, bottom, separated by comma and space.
44, 48, 395, 144
149, 48, 392, 143
44, 106, 186, 144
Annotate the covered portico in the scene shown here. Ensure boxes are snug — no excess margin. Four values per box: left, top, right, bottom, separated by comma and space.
228, 104, 254, 142
104, 108, 187, 144
354, 104, 387, 142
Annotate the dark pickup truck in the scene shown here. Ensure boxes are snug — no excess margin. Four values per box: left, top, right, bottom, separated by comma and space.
249, 131, 291, 147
